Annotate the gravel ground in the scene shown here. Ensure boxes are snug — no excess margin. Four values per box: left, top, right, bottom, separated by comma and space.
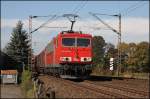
38, 75, 149, 98
39, 76, 107, 98
92, 78, 149, 92
0, 84, 24, 98
84, 78, 149, 98
80, 81, 149, 98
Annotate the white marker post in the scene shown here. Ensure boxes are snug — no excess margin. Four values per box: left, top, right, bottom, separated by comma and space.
110, 58, 114, 71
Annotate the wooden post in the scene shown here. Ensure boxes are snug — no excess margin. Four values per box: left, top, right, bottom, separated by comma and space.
50, 91, 55, 99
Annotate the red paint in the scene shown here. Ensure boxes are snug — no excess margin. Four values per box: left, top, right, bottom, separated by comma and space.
35, 32, 93, 69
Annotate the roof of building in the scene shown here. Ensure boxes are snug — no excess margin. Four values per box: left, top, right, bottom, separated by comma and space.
1, 70, 18, 75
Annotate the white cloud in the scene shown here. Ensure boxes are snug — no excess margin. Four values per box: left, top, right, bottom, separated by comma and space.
122, 17, 149, 35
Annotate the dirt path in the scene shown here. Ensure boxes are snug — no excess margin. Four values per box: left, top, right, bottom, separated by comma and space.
0, 84, 25, 98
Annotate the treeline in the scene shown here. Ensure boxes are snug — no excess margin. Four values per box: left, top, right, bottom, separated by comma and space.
92, 36, 149, 73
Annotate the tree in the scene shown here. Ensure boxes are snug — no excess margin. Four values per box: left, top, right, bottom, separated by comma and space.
125, 43, 137, 72
119, 42, 149, 73
135, 41, 149, 72
104, 43, 116, 58
104, 43, 118, 71
92, 36, 106, 67
118, 42, 130, 72
0, 51, 19, 70
4, 21, 30, 70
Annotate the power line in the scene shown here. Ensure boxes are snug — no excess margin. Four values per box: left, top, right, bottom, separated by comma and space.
83, 26, 112, 30
72, 0, 88, 14
121, 1, 142, 14
122, 1, 147, 16
43, 26, 67, 29
75, 1, 88, 14
70, 1, 88, 24
123, 1, 143, 12
72, 2, 82, 13
89, 12, 119, 31
125, 2, 147, 15
89, 12, 120, 34
31, 15, 57, 33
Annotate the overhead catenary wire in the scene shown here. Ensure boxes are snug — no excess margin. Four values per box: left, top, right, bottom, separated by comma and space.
72, 0, 88, 14
69, 1, 88, 31
83, 25, 112, 30
124, 2, 147, 15
31, 7, 70, 55
92, 13, 119, 17
31, 15, 57, 33
90, 12, 119, 30
32, 14, 57, 18
72, 2, 83, 13
43, 26, 68, 29
89, 12, 120, 34
121, 1, 143, 13
121, 1, 147, 16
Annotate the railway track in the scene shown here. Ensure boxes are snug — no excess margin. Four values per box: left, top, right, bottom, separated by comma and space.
110, 79, 149, 91
84, 80, 149, 98
64, 80, 131, 98
45, 76, 107, 98
117, 78, 149, 86
76, 82, 131, 98
40, 75, 134, 98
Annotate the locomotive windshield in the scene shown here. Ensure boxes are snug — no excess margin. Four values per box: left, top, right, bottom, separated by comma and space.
62, 38, 75, 46
62, 38, 90, 47
77, 38, 90, 47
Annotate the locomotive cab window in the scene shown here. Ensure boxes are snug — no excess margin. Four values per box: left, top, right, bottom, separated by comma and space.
77, 38, 90, 47
62, 38, 75, 46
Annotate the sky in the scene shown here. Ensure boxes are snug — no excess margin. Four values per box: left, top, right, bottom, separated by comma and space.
1, 1, 149, 55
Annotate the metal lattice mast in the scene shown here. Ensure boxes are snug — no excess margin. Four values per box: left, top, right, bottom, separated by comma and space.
117, 14, 121, 76
28, 15, 32, 70
28, 15, 57, 71
89, 12, 122, 77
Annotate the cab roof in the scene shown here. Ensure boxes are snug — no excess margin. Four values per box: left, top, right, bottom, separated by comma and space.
58, 31, 92, 38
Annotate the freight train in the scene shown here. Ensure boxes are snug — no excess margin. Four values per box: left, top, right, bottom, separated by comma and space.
33, 31, 93, 79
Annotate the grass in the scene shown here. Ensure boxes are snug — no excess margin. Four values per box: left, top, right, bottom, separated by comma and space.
122, 72, 149, 79
21, 70, 34, 98
92, 66, 149, 79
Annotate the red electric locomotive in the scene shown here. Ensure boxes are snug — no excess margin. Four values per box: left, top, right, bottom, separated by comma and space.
34, 14, 93, 79
34, 31, 93, 79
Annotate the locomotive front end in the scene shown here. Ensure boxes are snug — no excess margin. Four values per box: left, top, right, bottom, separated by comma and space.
57, 32, 93, 78
59, 33, 92, 64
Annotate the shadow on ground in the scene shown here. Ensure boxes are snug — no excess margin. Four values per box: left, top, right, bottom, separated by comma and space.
67, 75, 127, 82
85, 75, 126, 81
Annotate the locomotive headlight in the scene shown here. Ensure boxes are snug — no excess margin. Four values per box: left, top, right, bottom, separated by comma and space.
87, 57, 92, 61
60, 57, 71, 62
81, 57, 92, 62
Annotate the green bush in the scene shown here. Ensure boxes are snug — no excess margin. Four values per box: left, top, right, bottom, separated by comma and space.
21, 70, 34, 98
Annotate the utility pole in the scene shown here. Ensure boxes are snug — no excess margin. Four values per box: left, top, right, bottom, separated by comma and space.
89, 12, 122, 77
117, 13, 121, 76
28, 15, 32, 71
28, 15, 56, 71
